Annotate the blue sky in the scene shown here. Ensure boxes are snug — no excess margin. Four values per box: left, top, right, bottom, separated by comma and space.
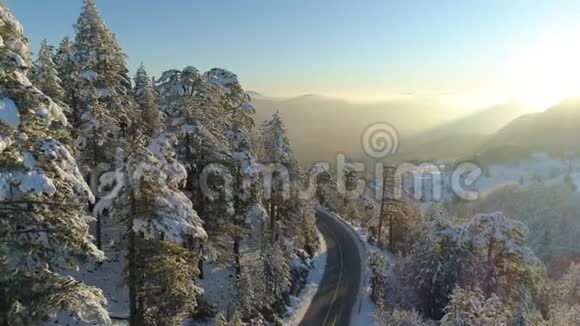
7, 0, 580, 108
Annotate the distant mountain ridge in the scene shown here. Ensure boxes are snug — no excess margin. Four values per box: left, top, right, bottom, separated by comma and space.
396, 101, 531, 160
252, 94, 476, 163
476, 98, 580, 162
251, 94, 580, 164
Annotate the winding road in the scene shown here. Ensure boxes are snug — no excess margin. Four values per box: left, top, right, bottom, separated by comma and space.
299, 209, 364, 326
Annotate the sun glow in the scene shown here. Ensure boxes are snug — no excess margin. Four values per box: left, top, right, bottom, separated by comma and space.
508, 30, 580, 111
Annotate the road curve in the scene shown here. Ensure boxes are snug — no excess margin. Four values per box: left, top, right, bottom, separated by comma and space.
299, 209, 364, 326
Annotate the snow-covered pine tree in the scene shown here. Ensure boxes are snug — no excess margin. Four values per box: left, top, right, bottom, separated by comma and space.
259, 112, 296, 173
311, 164, 336, 208
374, 308, 433, 326
140, 84, 162, 139
75, 72, 121, 169
204, 68, 256, 130
110, 132, 207, 325
463, 212, 543, 312
404, 215, 465, 319
533, 264, 580, 324
30, 40, 65, 104
219, 73, 268, 280
75, 70, 122, 250
383, 196, 422, 253
369, 250, 390, 302
258, 242, 291, 308
441, 286, 511, 326
73, 0, 133, 133
73, 0, 138, 248
132, 64, 161, 139
132, 63, 149, 102
258, 112, 301, 241
54, 36, 80, 127
339, 162, 362, 217
554, 263, 580, 306
0, 3, 110, 324
156, 67, 236, 261
278, 187, 319, 255
226, 125, 259, 258
157, 66, 229, 134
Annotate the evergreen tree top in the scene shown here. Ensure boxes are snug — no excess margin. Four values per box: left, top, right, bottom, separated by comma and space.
134, 62, 150, 91
31, 39, 65, 101
54, 36, 76, 69
73, 0, 128, 80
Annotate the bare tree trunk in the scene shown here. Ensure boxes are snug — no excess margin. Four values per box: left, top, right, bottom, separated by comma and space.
198, 243, 205, 279
388, 211, 394, 250
233, 166, 242, 278
234, 238, 241, 278
377, 179, 386, 245
128, 229, 138, 326
95, 207, 101, 250
127, 194, 142, 326
92, 129, 102, 250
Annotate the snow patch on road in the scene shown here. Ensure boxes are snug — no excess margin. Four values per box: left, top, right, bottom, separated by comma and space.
282, 227, 328, 326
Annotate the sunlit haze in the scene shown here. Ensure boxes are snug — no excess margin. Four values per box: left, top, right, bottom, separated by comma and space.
8, 0, 580, 111
6, 1, 580, 324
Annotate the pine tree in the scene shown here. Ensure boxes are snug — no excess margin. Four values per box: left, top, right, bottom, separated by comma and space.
30, 40, 65, 104
222, 77, 267, 279
405, 215, 465, 319
369, 250, 390, 302
204, 68, 256, 129
463, 212, 542, 310
441, 286, 511, 326
0, 3, 110, 324
75, 75, 120, 170
258, 112, 298, 240
157, 67, 230, 134
156, 67, 235, 261
72, 0, 137, 249
73, 0, 133, 132
132, 64, 161, 138
536, 264, 580, 324
54, 36, 80, 127
553, 262, 580, 305
133, 63, 149, 101
109, 132, 207, 325
374, 308, 433, 326
140, 84, 162, 139
259, 112, 296, 171
259, 242, 291, 307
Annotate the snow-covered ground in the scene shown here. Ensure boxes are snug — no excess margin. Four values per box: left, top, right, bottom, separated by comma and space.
67, 222, 129, 324
192, 224, 328, 326
345, 222, 396, 326
282, 228, 328, 325
475, 152, 580, 194
409, 153, 580, 211
197, 263, 237, 318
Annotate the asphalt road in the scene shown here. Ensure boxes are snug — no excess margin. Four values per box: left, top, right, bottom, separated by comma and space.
299, 209, 363, 326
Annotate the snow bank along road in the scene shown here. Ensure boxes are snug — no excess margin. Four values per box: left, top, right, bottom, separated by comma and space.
299, 209, 364, 326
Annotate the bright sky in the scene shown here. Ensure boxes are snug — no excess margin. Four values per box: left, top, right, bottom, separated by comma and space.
7, 0, 580, 110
